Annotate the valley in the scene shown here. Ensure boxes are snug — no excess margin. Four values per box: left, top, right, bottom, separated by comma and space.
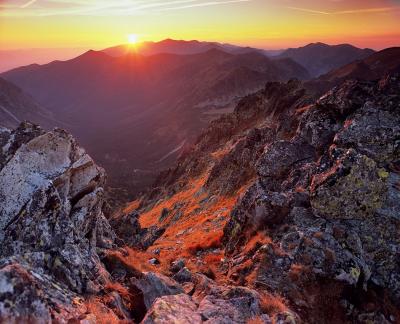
0, 40, 381, 205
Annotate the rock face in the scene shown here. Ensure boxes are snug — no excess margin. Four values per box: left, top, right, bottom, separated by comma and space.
0, 122, 116, 322
223, 74, 400, 322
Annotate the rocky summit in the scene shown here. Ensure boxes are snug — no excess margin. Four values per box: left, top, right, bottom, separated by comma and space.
0, 74, 399, 323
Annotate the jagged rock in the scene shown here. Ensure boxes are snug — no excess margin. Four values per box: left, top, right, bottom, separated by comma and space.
110, 210, 142, 246
0, 259, 86, 323
101, 251, 142, 282
141, 294, 202, 324
159, 208, 170, 222
317, 80, 374, 116
141, 274, 267, 324
173, 267, 193, 283
334, 101, 400, 163
257, 140, 316, 181
148, 258, 160, 265
296, 104, 340, 152
131, 272, 184, 310
110, 211, 165, 249
223, 75, 400, 322
206, 127, 275, 195
197, 286, 262, 324
170, 258, 186, 273
0, 123, 116, 321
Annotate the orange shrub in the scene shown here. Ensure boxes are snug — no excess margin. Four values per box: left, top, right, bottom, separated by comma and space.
247, 316, 266, 324
259, 292, 287, 315
104, 281, 131, 299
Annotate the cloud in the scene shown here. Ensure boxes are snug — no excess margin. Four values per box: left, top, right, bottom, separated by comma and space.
20, 0, 38, 8
0, 0, 252, 16
286, 7, 330, 15
287, 5, 399, 15
160, 0, 252, 11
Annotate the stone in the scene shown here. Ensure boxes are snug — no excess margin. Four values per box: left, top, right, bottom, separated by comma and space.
310, 150, 387, 220
173, 267, 192, 283
141, 294, 202, 324
257, 140, 316, 181
170, 258, 186, 273
131, 272, 184, 310
0, 123, 116, 321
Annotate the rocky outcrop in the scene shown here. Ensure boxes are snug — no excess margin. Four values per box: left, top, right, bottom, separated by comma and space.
144, 79, 313, 203
223, 74, 400, 322
1, 122, 285, 323
0, 122, 116, 322
141, 273, 274, 324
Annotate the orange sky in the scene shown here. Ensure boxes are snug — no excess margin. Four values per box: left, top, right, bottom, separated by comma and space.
0, 0, 399, 51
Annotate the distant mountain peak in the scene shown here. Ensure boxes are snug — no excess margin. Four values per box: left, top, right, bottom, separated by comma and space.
280, 42, 375, 77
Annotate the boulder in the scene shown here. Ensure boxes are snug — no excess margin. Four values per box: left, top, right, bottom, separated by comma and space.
0, 123, 116, 321
131, 272, 184, 310
141, 294, 201, 324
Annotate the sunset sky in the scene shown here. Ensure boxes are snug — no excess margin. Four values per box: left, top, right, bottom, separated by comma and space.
0, 0, 399, 51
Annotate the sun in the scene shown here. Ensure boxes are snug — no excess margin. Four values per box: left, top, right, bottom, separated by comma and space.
128, 34, 139, 45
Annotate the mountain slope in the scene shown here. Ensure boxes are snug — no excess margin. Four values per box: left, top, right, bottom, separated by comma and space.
307, 47, 400, 94
279, 42, 375, 77
319, 46, 400, 82
0, 77, 56, 129
125, 71, 400, 323
2, 49, 309, 201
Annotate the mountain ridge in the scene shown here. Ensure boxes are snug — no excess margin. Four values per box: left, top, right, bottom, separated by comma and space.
279, 42, 375, 77
2, 46, 309, 202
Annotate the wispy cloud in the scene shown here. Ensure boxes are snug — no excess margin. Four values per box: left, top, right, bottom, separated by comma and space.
286, 7, 330, 15
161, 0, 252, 11
287, 6, 399, 15
20, 0, 38, 8
0, 0, 253, 16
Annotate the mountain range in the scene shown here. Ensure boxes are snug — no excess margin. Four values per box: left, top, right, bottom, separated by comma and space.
1, 43, 309, 200
278, 42, 375, 77
1, 39, 397, 203
1, 41, 399, 323
103, 38, 277, 57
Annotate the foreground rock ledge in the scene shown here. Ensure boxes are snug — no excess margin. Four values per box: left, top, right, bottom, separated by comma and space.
0, 122, 116, 322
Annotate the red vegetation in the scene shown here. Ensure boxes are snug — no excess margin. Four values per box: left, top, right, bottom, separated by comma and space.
259, 292, 288, 316
187, 232, 223, 255
119, 173, 249, 284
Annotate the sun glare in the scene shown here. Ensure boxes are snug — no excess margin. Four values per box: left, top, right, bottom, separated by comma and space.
128, 34, 138, 45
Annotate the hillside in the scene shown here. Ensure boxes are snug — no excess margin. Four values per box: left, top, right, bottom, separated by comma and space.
0, 77, 56, 129
119, 71, 400, 323
2, 48, 309, 202
305, 47, 400, 95
279, 42, 375, 77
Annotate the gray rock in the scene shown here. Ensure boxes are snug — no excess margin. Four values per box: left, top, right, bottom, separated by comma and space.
141, 294, 202, 324
173, 267, 192, 283
0, 123, 116, 321
170, 258, 186, 273
131, 272, 184, 310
